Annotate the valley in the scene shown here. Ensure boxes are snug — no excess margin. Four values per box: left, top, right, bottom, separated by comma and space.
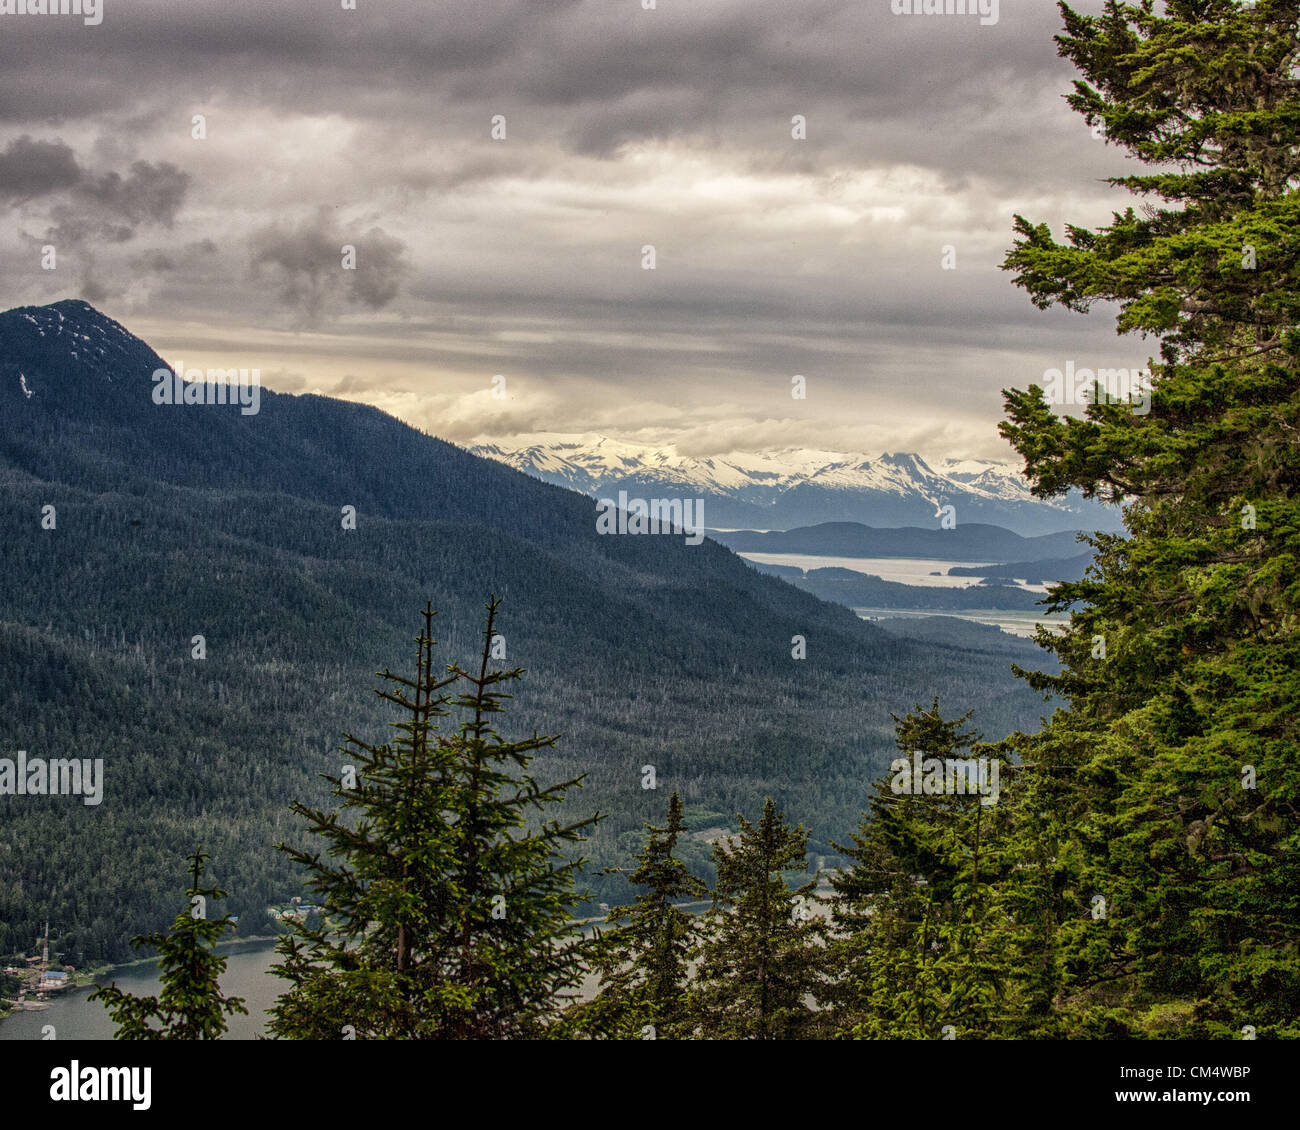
0, 301, 1062, 965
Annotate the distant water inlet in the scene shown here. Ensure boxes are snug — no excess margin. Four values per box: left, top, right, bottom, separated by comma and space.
0, 934, 609, 1040
739, 553, 1017, 589
855, 607, 1069, 638
0, 943, 284, 1041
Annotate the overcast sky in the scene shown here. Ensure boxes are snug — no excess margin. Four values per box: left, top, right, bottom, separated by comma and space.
0, 0, 1151, 462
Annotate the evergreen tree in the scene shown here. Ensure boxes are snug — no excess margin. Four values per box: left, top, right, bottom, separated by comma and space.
998, 0, 1300, 1036
690, 798, 825, 1039
90, 846, 247, 1040
566, 791, 706, 1039
828, 701, 1009, 1039
269, 598, 601, 1039
980, 731, 1076, 1038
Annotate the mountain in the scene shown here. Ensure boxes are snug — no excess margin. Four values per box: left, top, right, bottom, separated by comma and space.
709, 522, 1088, 562
469, 433, 1124, 536
947, 551, 1097, 584
0, 300, 1057, 961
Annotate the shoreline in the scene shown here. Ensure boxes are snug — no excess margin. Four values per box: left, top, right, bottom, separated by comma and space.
0, 936, 282, 1025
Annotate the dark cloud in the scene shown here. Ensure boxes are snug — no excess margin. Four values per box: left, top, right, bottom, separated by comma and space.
78, 160, 188, 226
347, 228, 409, 309
0, 136, 81, 202
249, 207, 411, 320
47, 159, 189, 244
0, 133, 191, 301
0, 2, 1113, 190
0, 135, 188, 239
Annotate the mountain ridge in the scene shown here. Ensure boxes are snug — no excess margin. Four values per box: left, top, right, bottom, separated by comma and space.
709, 521, 1088, 562
0, 299, 1059, 960
470, 432, 1123, 536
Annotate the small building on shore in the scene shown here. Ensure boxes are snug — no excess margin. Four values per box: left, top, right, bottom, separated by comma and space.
38, 970, 70, 992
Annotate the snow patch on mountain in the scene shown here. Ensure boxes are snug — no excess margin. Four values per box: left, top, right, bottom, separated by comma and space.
474, 435, 1042, 506
468, 433, 1121, 536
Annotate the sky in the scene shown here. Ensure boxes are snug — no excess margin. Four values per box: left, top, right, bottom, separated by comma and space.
0, 0, 1154, 463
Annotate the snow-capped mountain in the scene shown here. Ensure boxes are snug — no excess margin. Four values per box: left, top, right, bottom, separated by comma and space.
468, 433, 1123, 536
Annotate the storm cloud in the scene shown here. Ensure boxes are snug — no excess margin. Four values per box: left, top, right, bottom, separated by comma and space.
250, 208, 410, 319
0, 0, 1137, 463
0, 136, 82, 202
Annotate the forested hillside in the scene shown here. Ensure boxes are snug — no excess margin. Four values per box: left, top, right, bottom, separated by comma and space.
0, 301, 1054, 961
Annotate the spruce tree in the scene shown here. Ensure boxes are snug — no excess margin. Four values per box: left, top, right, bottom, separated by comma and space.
998, 0, 1300, 1036
828, 701, 1009, 1039
567, 791, 707, 1039
90, 846, 247, 1040
269, 598, 601, 1039
690, 798, 825, 1039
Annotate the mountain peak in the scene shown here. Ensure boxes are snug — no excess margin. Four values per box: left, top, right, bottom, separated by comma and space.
4, 297, 117, 329
0, 299, 165, 403
468, 433, 1122, 536
2, 298, 140, 344
48, 297, 105, 317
